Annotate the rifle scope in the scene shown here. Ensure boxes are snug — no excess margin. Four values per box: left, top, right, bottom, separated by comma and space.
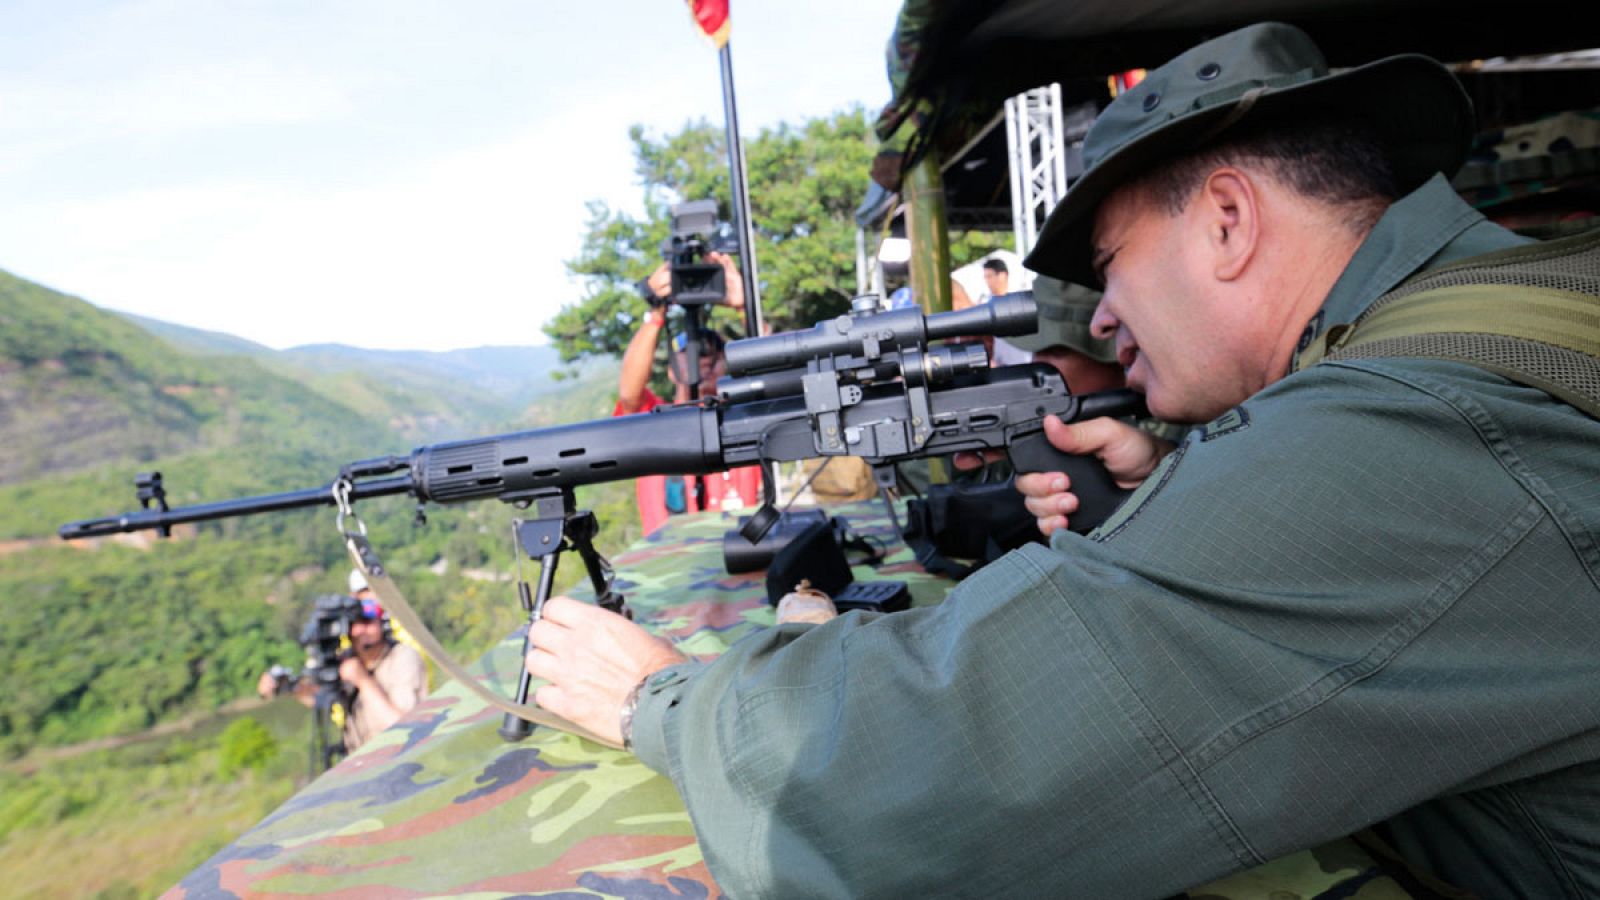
717, 343, 990, 405
723, 293, 1038, 377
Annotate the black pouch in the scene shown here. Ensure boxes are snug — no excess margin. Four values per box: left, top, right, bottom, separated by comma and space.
763, 517, 896, 609
723, 509, 828, 574
902, 478, 1041, 580
765, 519, 854, 605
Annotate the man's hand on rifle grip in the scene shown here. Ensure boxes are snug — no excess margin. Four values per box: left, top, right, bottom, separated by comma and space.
1016, 415, 1175, 535
955, 415, 1177, 537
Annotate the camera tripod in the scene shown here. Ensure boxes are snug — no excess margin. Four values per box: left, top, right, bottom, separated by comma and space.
308, 677, 349, 775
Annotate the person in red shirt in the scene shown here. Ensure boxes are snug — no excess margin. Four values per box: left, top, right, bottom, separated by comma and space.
614, 251, 762, 534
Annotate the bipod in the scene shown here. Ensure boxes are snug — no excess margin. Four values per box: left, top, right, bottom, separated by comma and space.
499, 488, 628, 742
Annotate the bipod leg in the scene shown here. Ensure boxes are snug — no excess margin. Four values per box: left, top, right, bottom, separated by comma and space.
566, 509, 628, 618
499, 493, 569, 742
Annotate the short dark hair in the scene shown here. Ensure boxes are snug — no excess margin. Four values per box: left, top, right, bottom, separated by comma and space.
1137, 113, 1399, 234
982, 258, 1008, 276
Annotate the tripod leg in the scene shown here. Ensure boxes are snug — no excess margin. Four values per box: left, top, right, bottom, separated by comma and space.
309, 706, 321, 778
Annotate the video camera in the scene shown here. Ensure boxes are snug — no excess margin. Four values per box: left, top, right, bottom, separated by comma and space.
299, 592, 365, 681
266, 593, 365, 696
660, 199, 740, 306
263, 593, 371, 773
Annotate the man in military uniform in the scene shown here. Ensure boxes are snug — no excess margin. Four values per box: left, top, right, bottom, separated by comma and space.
523, 23, 1600, 897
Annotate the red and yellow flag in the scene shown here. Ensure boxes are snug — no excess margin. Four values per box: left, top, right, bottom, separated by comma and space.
685, 0, 730, 48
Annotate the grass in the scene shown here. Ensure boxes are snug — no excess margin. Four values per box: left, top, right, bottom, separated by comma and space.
0, 700, 309, 898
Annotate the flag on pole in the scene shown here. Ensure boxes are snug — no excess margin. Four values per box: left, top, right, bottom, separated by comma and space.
685, 0, 730, 48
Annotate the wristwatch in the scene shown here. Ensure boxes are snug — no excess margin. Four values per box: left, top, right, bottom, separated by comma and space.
619, 677, 647, 750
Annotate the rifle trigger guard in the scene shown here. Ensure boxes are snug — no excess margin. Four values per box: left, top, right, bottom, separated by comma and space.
332, 477, 367, 536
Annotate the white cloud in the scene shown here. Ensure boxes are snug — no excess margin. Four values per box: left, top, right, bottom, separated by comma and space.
0, 0, 906, 351
14, 106, 644, 350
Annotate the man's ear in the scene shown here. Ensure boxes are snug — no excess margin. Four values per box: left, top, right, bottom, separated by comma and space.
1198, 168, 1258, 282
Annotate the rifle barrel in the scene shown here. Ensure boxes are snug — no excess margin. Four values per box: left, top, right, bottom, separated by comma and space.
59, 475, 415, 539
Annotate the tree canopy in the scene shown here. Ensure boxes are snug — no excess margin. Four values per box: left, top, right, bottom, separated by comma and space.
543, 109, 877, 365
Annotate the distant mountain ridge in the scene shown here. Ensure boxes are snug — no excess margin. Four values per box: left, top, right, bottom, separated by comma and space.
0, 268, 393, 488
0, 265, 617, 537
279, 342, 566, 408
117, 312, 273, 357
117, 311, 598, 430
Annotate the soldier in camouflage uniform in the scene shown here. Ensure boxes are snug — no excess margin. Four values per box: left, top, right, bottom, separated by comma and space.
528, 21, 1600, 898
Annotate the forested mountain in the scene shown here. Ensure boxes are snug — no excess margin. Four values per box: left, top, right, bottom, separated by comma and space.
0, 265, 627, 883
122, 306, 578, 443
0, 269, 394, 489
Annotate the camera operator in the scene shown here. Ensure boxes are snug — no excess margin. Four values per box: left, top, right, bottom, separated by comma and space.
615, 251, 762, 534
257, 569, 428, 754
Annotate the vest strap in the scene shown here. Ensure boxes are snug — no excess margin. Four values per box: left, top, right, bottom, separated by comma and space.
1304, 228, 1600, 419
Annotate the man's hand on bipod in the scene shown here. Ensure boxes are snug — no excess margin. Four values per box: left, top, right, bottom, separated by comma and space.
525, 596, 690, 746
1015, 415, 1176, 536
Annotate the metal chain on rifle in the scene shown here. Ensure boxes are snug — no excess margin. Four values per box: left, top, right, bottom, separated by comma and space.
330, 481, 623, 750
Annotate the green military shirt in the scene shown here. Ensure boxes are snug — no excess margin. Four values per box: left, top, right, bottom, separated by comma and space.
631, 176, 1600, 898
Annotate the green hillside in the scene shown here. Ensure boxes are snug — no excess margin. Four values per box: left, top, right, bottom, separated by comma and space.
118, 310, 274, 357
0, 266, 632, 894
0, 269, 396, 488
115, 310, 560, 444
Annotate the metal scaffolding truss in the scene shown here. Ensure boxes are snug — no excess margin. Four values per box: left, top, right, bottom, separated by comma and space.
1004, 85, 1097, 261
1004, 84, 1066, 260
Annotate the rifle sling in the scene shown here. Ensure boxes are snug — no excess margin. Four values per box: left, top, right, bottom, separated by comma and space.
344, 531, 624, 750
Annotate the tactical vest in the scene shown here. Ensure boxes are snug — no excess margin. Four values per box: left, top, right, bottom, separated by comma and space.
1299, 228, 1600, 419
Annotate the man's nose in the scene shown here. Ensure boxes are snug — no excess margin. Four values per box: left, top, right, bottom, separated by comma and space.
1090, 300, 1118, 341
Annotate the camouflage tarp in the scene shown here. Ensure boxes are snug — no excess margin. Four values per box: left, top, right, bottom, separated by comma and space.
171, 501, 1419, 898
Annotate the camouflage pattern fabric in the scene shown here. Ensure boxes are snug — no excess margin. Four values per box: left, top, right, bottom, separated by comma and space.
1453, 107, 1600, 214
171, 501, 1418, 899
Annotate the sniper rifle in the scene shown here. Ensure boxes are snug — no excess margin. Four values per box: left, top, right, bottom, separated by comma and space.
60, 293, 1145, 743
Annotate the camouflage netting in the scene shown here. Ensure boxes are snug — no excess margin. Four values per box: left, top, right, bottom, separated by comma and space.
173, 502, 1428, 898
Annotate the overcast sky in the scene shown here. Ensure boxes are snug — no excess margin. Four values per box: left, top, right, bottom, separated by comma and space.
0, 0, 905, 351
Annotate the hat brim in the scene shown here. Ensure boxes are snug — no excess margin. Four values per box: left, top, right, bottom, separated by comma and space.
1004, 330, 1062, 352
1024, 54, 1473, 286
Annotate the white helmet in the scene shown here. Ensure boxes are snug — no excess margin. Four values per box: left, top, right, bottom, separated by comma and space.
348, 568, 369, 594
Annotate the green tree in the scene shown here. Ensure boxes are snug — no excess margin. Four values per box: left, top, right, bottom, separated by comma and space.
217, 716, 277, 777
543, 109, 877, 369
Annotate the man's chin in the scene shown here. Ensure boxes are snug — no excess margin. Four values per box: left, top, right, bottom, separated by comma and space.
1143, 389, 1202, 425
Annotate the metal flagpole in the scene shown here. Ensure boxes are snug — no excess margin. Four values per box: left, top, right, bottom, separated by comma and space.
718, 43, 763, 339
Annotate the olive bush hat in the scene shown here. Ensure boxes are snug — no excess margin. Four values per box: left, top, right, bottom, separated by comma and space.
1024, 21, 1474, 286
1005, 277, 1116, 362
